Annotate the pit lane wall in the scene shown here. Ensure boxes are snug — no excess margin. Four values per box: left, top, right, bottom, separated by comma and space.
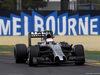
0, 10, 100, 36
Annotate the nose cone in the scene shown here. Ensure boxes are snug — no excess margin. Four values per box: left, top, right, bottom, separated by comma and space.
55, 56, 66, 63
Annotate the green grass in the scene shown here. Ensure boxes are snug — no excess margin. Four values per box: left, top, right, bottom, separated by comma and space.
85, 51, 100, 55
0, 45, 14, 49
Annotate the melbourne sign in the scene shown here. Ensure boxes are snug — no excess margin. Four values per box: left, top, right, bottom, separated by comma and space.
0, 11, 100, 36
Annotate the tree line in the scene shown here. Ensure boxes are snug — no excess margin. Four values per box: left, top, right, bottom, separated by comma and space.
0, 0, 48, 10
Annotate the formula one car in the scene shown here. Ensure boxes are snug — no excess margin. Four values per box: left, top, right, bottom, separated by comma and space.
14, 30, 85, 66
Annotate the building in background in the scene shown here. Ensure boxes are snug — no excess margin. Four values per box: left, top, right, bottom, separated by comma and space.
1, 0, 100, 11
40, 0, 77, 10
39, 0, 61, 10
40, 0, 71, 10
40, 0, 96, 10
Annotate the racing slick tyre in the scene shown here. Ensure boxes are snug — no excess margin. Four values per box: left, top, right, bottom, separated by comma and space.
14, 44, 27, 63
28, 46, 40, 66
74, 45, 85, 65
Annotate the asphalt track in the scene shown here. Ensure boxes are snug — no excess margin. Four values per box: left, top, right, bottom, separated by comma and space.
0, 53, 100, 75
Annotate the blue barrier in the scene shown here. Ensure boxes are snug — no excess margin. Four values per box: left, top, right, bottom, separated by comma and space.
0, 10, 100, 36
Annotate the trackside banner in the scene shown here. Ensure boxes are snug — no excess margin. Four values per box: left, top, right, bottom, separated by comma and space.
0, 10, 100, 36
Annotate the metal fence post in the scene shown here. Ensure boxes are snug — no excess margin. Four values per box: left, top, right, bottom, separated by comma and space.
17, 0, 21, 10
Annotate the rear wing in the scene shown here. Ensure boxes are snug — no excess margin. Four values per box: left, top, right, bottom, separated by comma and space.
29, 32, 46, 38
28, 31, 53, 47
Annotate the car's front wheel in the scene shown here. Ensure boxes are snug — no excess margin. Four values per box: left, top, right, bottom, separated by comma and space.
73, 45, 85, 65
14, 44, 27, 63
28, 46, 40, 66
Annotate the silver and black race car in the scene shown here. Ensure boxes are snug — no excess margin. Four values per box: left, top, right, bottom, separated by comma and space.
14, 30, 85, 66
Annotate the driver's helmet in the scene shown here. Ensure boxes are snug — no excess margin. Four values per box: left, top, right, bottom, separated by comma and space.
47, 34, 52, 38
46, 34, 53, 42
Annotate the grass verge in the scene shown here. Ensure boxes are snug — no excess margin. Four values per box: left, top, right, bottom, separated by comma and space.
85, 51, 100, 55
0, 45, 14, 49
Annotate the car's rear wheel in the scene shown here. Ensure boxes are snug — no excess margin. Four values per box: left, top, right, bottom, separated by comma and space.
74, 45, 85, 65
28, 46, 40, 66
14, 44, 27, 63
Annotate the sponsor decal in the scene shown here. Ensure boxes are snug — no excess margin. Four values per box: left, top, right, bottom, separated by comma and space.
0, 11, 100, 36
